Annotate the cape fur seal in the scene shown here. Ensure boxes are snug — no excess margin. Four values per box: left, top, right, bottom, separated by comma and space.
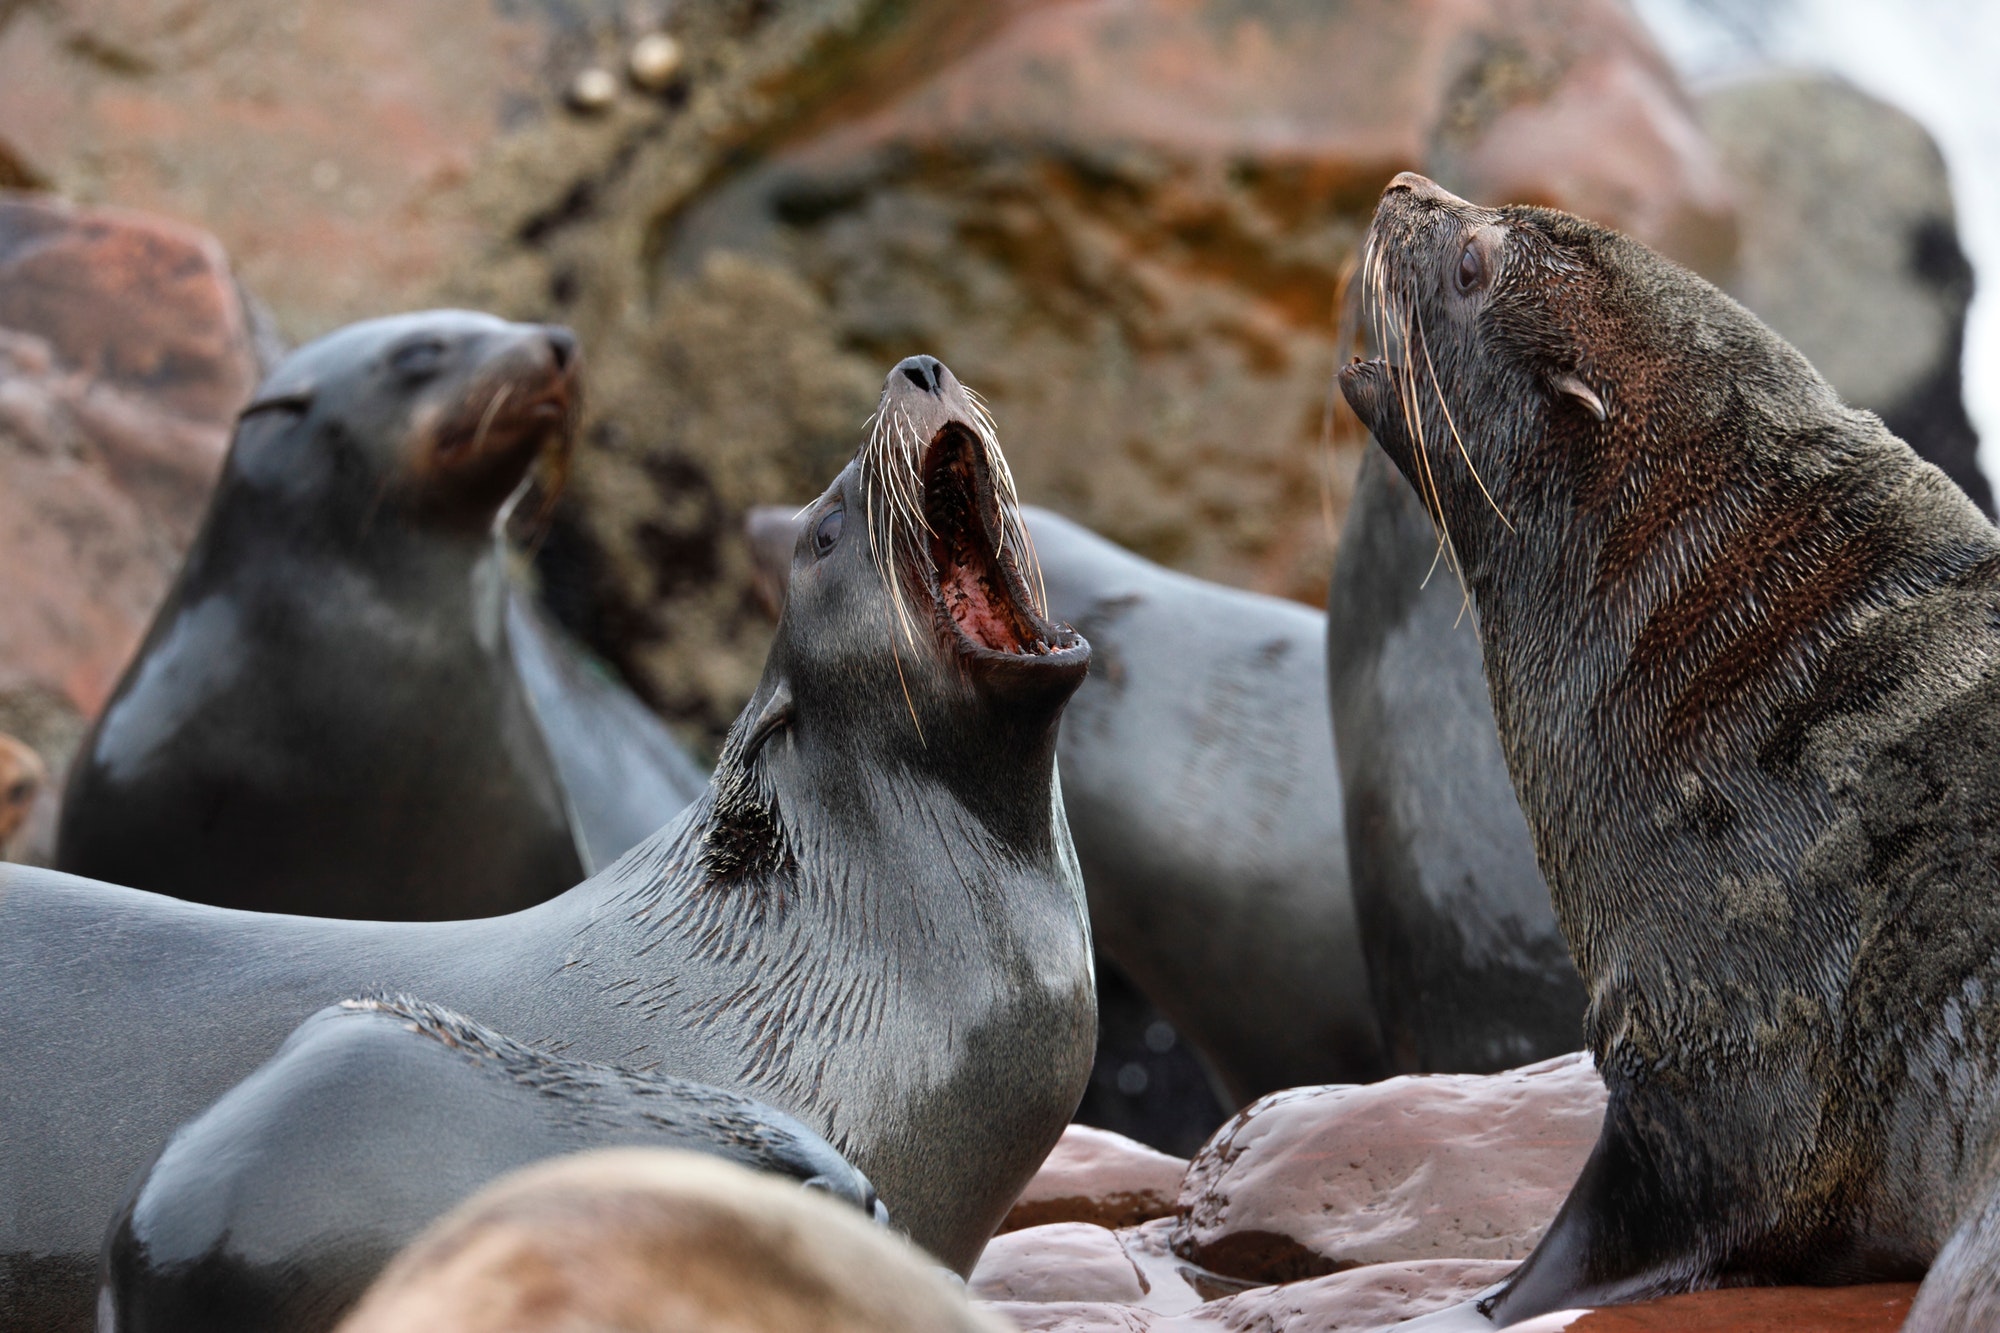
53, 311, 706, 920
1328, 449, 1585, 1074
1341, 173, 2000, 1328
748, 503, 1385, 1105
330, 1150, 1008, 1333
0, 354, 1093, 1330
100, 996, 880, 1333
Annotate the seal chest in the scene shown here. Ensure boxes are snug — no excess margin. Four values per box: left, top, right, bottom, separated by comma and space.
1341, 172, 2000, 1327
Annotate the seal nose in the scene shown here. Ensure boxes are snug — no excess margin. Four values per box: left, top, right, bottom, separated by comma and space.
544, 326, 579, 373
1384, 171, 1453, 204
897, 355, 946, 397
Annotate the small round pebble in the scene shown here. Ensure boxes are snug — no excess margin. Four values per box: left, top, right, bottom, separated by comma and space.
628, 33, 684, 91
566, 67, 619, 113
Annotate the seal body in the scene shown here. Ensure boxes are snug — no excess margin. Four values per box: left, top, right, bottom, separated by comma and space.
54, 313, 587, 918
750, 503, 1383, 1105
0, 355, 1093, 1330
1341, 173, 2000, 1326
330, 1150, 1009, 1333
1328, 449, 1584, 1074
100, 997, 880, 1333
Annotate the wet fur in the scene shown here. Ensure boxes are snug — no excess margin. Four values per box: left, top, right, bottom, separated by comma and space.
1342, 176, 2000, 1327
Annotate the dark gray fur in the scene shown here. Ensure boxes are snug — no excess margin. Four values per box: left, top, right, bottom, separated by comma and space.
1341, 174, 2000, 1328
0, 356, 1094, 1330
99, 996, 879, 1333
1327, 448, 1585, 1075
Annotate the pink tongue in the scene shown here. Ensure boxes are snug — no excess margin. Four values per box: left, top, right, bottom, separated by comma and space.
942, 562, 1020, 652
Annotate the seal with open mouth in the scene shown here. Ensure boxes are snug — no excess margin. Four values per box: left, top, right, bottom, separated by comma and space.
1341, 173, 2000, 1329
52, 310, 706, 919
0, 354, 1092, 1331
748, 500, 1386, 1109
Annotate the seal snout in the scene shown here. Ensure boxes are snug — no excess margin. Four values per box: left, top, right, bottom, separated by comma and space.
899, 354, 946, 396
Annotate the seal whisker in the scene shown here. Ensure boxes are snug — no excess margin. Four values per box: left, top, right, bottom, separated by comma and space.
1414, 304, 1514, 534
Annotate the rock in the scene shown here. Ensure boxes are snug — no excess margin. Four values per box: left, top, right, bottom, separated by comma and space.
1513, 1282, 1918, 1332
1002, 1125, 1189, 1235
986, 1303, 1166, 1333
1195, 1258, 1516, 1330
1, 0, 1740, 744
973, 1224, 1151, 1306
1701, 73, 1992, 514
1174, 1053, 1606, 1283
0, 731, 46, 857
0, 192, 259, 860
334, 1148, 1008, 1333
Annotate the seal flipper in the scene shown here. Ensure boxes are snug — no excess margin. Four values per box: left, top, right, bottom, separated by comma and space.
1481, 1088, 1719, 1324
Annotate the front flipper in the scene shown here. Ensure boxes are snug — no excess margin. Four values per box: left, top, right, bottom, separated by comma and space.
1480, 1087, 1721, 1325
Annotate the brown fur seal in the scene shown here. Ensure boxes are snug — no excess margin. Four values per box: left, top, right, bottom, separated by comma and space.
331, 1150, 1008, 1333
1340, 173, 2000, 1328
52, 311, 706, 919
100, 996, 881, 1333
0, 731, 44, 857
0, 354, 1092, 1330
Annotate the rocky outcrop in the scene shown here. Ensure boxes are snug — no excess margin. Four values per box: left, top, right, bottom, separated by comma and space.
0, 0, 1739, 740
1002, 1126, 1187, 1235
0, 193, 260, 860
1701, 72, 1992, 513
1172, 1053, 1604, 1284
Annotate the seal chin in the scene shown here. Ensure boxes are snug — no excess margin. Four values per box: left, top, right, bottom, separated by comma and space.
1338, 357, 1394, 436
917, 425, 1088, 686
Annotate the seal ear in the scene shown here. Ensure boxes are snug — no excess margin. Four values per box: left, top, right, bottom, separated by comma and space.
1550, 372, 1607, 422
743, 683, 795, 762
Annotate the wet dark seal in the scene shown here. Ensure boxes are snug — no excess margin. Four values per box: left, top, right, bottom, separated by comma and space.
53, 311, 706, 919
1328, 449, 1584, 1074
100, 996, 881, 1333
1342, 173, 2000, 1329
0, 354, 1093, 1330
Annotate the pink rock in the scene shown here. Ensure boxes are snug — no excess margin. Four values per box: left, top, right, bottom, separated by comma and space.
1175, 1053, 1606, 1283
1003, 1125, 1189, 1234
984, 1302, 1164, 1333
973, 1224, 1150, 1306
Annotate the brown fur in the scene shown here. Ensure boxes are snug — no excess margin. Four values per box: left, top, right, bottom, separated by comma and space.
332, 1150, 1007, 1333
0, 733, 43, 852
1341, 173, 2000, 1329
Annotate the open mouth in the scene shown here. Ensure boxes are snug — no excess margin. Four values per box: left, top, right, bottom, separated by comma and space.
917, 425, 1081, 667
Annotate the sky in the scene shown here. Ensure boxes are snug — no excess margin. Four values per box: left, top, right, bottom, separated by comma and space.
1631, 0, 2000, 492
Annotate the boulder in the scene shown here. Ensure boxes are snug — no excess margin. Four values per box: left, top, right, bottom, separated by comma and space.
0, 193, 260, 859
973, 1224, 1151, 1306
0, 730, 46, 858
1002, 1125, 1189, 1234
0, 0, 1740, 742
1701, 73, 1992, 513
1174, 1053, 1605, 1283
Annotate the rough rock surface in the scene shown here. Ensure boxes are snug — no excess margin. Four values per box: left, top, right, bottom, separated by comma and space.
1173, 1053, 1606, 1283
1701, 72, 1992, 513
1002, 1126, 1189, 1235
0, 192, 259, 859
973, 1225, 1153, 1306
0, 0, 1738, 740
0, 730, 46, 858
1511, 1283, 1918, 1332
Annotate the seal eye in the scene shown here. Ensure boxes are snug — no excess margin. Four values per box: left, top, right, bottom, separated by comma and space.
389, 338, 448, 382
812, 505, 844, 559
1455, 242, 1485, 295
